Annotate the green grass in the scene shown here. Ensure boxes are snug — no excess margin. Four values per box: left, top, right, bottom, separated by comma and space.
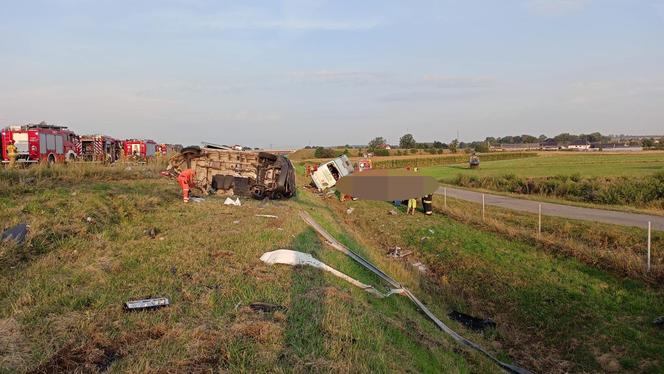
0, 167, 496, 373
2, 164, 663, 373
341, 198, 664, 373
420, 153, 664, 182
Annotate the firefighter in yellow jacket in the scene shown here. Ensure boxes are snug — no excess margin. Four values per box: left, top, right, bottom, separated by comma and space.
6, 140, 18, 168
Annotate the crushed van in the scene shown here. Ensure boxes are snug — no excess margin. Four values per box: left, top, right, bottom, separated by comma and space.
168, 146, 296, 200
311, 155, 354, 191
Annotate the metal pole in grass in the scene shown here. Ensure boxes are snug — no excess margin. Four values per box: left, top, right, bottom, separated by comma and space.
648, 221, 651, 272
482, 194, 485, 221
444, 187, 447, 208
538, 203, 542, 239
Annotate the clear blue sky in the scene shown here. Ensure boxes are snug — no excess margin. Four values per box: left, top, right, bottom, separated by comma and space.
1, 0, 663, 147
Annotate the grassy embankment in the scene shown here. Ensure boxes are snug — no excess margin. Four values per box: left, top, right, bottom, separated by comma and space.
1, 163, 663, 373
0, 164, 498, 373
421, 153, 664, 212
338, 197, 664, 373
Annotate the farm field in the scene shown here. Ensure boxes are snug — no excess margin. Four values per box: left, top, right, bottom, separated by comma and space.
1, 164, 663, 373
420, 152, 664, 182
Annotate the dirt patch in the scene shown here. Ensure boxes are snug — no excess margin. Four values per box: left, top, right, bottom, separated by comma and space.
29, 338, 121, 374
0, 318, 30, 371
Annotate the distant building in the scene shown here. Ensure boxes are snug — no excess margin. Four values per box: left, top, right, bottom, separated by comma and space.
377, 143, 391, 150
540, 139, 559, 151
591, 143, 643, 152
567, 140, 591, 151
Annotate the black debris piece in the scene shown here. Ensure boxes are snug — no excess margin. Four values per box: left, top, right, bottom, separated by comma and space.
2, 223, 28, 245
145, 227, 160, 239
654, 316, 664, 327
448, 311, 496, 332
250, 302, 288, 313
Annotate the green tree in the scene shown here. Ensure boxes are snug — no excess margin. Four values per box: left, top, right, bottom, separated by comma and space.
368, 137, 386, 150
399, 133, 417, 149
449, 139, 459, 153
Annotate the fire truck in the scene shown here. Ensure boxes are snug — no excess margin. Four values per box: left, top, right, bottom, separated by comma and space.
1, 122, 79, 165
124, 139, 157, 161
78, 135, 122, 163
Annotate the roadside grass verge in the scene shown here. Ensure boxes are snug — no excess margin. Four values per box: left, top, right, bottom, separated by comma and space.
0, 161, 168, 196
335, 197, 664, 373
429, 197, 663, 283
1, 178, 499, 373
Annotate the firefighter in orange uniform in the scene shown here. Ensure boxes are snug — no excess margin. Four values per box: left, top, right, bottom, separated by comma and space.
177, 169, 196, 203
6, 140, 18, 168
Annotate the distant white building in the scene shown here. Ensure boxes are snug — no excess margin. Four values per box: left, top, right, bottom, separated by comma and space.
567, 140, 591, 151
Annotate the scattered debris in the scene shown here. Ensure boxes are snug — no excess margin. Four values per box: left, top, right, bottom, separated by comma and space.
233, 220, 241, 224
124, 297, 170, 311
428, 229, 435, 234
124, 167, 132, 171
170, 266, 177, 275
346, 207, 354, 215
388, 247, 413, 258
86, 217, 94, 223
224, 197, 241, 206
260, 249, 403, 298
299, 210, 531, 374
145, 227, 160, 239
255, 214, 278, 219
654, 316, 664, 326
249, 302, 288, 313
448, 311, 496, 332
190, 197, 205, 203
1, 223, 29, 245
411, 262, 428, 273
389, 209, 399, 215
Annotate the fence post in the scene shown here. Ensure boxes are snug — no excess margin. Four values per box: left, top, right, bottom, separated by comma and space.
538, 203, 542, 239
648, 221, 651, 272
482, 194, 485, 221
444, 188, 447, 208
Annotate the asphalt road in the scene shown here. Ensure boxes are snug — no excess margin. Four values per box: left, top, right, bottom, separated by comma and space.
435, 186, 664, 231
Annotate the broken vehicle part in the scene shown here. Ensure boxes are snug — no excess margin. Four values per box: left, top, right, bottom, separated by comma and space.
124, 297, 170, 311
224, 197, 241, 206
1, 223, 28, 245
299, 211, 531, 374
448, 311, 497, 332
249, 302, 288, 313
311, 155, 354, 191
255, 214, 278, 219
260, 249, 403, 298
168, 146, 296, 200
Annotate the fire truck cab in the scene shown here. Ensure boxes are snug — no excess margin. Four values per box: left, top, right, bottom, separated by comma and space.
79, 135, 121, 163
1, 122, 79, 164
124, 139, 157, 161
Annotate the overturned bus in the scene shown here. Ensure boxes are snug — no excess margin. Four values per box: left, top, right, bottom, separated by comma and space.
168, 146, 296, 200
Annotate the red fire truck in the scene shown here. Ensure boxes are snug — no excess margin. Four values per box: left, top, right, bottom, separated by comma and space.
124, 139, 157, 161
1, 122, 79, 165
78, 135, 122, 163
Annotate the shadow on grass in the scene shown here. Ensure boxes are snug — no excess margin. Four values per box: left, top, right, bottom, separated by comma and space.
279, 228, 329, 369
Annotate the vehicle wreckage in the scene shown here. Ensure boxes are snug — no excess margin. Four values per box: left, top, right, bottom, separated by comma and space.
167, 145, 296, 200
